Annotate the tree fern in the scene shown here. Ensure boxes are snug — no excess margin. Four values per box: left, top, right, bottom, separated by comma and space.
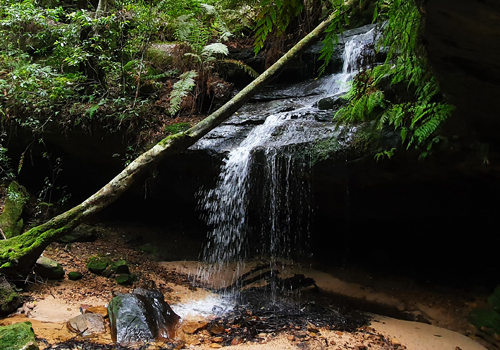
169, 70, 197, 116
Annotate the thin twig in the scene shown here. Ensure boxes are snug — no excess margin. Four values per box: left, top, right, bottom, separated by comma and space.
0, 228, 6, 240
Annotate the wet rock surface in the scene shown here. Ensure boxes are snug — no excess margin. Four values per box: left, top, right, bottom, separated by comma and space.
217, 290, 368, 342
66, 313, 106, 337
107, 288, 180, 344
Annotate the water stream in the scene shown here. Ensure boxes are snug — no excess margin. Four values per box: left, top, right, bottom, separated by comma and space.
196, 27, 376, 298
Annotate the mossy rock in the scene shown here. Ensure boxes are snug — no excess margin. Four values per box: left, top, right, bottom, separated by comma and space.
101, 259, 130, 278
0, 321, 39, 350
34, 256, 65, 280
146, 44, 176, 67
0, 181, 29, 239
67, 271, 83, 281
115, 274, 136, 286
87, 257, 110, 275
0, 277, 22, 316
110, 260, 130, 275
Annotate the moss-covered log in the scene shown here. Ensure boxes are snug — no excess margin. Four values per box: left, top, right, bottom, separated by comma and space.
0, 10, 341, 278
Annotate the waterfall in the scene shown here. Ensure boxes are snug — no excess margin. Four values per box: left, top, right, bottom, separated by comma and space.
197, 27, 375, 291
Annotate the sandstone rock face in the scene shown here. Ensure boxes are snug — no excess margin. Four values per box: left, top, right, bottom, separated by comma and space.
422, 0, 500, 144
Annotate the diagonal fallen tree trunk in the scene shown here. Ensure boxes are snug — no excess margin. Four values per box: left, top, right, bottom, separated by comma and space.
0, 10, 341, 278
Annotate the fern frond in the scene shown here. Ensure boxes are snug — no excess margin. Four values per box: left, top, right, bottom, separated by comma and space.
141, 70, 177, 82
220, 59, 260, 78
202, 43, 229, 58
169, 70, 197, 115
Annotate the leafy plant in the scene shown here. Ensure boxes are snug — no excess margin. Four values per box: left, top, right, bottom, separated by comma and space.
253, 0, 305, 54
0, 134, 14, 181
334, 0, 455, 154
169, 70, 198, 115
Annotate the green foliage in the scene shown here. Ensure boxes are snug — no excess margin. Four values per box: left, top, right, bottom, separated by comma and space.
0, 136, 14, 182
169, 70, 197, 116
318, 0, 350, 75
164, 122, 191, 134
0, 0, 246, 145
253, 0, 305, 54
335, 0, 455, 153
219, 59, 260, 78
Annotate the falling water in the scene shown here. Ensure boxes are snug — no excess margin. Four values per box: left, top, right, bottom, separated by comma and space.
197, 27, 376, 293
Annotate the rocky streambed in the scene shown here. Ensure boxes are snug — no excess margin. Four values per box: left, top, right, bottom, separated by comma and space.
0, 223, 492, 350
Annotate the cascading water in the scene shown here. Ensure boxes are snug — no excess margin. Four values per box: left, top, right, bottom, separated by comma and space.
196, 26, 376, 297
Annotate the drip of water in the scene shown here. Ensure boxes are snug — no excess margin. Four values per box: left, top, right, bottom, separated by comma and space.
197, 28, 375, 294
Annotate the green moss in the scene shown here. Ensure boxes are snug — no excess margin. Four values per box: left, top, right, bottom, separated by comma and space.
0, 321, 38, 350
0, 181, 29, 238
0, 281, 21, 314
86, 257, 110, 275
67, 271, 83, 281
110, 260, 129, 274
310, 137, 341, 164
146, 46, 175, 68
115, 274, 135, 285
164, 122, 191, 134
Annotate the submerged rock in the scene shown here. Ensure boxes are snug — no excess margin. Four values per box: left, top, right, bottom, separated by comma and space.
35, 256, 65, 280
0, 321, 38, 350
67, 313, 106, 337
107, 288, 180, 344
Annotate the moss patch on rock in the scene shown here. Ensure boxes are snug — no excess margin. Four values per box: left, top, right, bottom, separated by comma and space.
67, 271, 83, 281
110, 260, 130, 275
0, 277, 22, 316
0, 321, 39, 350
0, 181, 29, 239
115, 274, 136, 286
35, 256, 65, 280
87, 257, 110, 275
